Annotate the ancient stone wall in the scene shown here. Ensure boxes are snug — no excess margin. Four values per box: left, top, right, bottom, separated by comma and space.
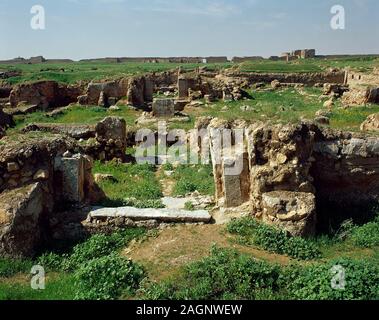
224, 71, 347, 86
0, 134, 102, 257
20, 117, 127, 162
311, 134, 379, 206
206, 119, 379, 236
0, 87, 12, 99
83, 79, 129, 106
346, 70, 379, 87
0, 108, 13, 138
9, 81, 83, 110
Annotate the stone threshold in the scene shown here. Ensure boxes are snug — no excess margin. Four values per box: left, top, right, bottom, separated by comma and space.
87, 206, 212, 223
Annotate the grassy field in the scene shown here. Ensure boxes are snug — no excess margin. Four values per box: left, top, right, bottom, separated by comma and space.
238, 56, 379, 73
0, 61, 231, 85
1, 56, 379, 86
9, 105, 139, 132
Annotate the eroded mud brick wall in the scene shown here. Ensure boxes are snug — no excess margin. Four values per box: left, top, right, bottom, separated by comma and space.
225, 71, 347, 86
9, 81, 82, 109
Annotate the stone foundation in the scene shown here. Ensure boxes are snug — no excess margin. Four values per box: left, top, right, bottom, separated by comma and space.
205, 119, 379, 236
0, 134, 103, 257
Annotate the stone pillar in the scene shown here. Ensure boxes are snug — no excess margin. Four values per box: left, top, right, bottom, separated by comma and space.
208, 119, 250, 208
222, 152, 250, 208
144, 78, 154, 103
178, 78, 189, 99
55, 154, 85, 204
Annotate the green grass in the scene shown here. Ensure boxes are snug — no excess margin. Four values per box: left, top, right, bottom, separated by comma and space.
165, 87, 378, 132
0, 62, 231, 85
316, 56, 379, 73
9, 105, 139, 132
2, 56, 378, 86
138, 246, 379, 300
172, 164, 215, 196
329, 105, 379, 131
0, 274, 76, 300
227, 217, 321, 260
239, 59, 323, 73
0, 258, 34, 278
238, 56, 379, 74
7, 87, 378, 135
93, 161, 163, 206
202, 87, 324, 124
0, 228, 147, 300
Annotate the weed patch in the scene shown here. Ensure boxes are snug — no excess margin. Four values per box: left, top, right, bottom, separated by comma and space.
227, 217, 321, 260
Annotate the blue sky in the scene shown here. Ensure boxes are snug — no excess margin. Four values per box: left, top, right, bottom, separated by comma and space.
0, 0, 378, 60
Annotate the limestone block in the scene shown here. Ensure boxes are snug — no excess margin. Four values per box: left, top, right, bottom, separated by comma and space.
262, 191, 316, 236
152, 98, 175, 117
0, 183, 45, 258
57, 155, 85, 203
88, 206, 212, 223
178, 78, 189, 99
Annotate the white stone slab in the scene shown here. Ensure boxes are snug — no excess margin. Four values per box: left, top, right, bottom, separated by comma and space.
88, 206, 212, 223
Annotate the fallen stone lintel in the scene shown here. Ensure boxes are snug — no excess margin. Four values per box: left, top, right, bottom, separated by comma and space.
88, 206, 212, 223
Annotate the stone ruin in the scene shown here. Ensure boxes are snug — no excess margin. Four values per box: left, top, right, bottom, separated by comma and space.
0, 68, 348, 120
0, 133, 105, 258
197, 118, 379, 237
22, 116, 127, 162
2, 64, 379, 258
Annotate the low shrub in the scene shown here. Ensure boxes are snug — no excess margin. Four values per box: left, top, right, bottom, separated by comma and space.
36, 228, 146, 272
227, 217, 321, 260
37, 252, 66, 272
139, 247, 282, 300
162, 163, 174, 171
139, 248, 379, 301
74, 253, 145, 300
64, 229, 146, 271
285, 259, 379, 300
350, 222, 379, 248
0, 258, 33, 278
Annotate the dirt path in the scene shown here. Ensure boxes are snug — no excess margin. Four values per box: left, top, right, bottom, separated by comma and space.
124, 224, 292, 281
156, 167, 175, 197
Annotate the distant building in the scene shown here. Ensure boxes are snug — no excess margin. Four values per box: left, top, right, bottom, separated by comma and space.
29, 56, 46, 64
279, 49, 316, 61
300, 49, 316, 59
204, 56, 229, 63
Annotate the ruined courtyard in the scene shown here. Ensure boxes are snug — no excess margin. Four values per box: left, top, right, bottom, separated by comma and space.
1, 55, 379, 300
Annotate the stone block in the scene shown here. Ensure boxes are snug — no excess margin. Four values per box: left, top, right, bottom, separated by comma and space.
178, 78, 189, 99
57, 155, 86, 203
152, 98, 175, 117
